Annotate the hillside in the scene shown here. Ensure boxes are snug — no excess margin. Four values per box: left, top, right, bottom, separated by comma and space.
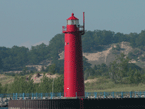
58, 41, 145, 68
1, 29, 145, 74
2, 41, 145, 75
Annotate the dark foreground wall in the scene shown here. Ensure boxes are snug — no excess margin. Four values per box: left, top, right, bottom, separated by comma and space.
8, 98, 145, 109
8, 99, 80, 109
83, 98, 145, 109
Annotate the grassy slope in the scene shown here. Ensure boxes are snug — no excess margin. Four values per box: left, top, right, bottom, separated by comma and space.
0, 72, 58, 86
85, 76, 145, 92
135, 61, 145, 68
1, 73, 145, 92
0, 74, 14, 86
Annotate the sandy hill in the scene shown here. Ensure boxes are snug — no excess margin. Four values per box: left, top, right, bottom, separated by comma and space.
58, 41, 134, 67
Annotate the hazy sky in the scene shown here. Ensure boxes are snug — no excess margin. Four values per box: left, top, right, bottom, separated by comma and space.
0, 0, 145, 49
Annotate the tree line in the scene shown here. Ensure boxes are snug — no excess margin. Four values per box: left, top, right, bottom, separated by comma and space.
84, 53, 145, 85
0, 29, 145, 73
0, 53, 145, 94
0, 74, 64, 94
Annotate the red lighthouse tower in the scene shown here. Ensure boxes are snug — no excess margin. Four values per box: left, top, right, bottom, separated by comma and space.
62, 12, 85, 98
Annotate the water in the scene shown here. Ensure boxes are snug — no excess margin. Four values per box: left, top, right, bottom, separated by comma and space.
0, 108, 8, 109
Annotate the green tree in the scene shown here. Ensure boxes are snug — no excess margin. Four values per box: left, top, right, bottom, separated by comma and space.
48, 64, 56, 74
93, 65, 97, 70
8, 75, 35, 93
128, 68, 134, 84
109, 53, 130, 83
1, 84, 8, 93
9, 76, 27, 93
93, 63, 108, 77
133, 69, 142, 85
41, 66, 45, 72
0, 83, 2, 93
109, 60, 118, 83
115, 44, 121, 51
22, 67, 28, 74
25, 76, 35, 93
83, 56, 91, 71
84, 68, 95, 80
128, 68, 142, 85
128, 32, 138, 48
0, 58, 3, 70
135, 30, 145, 49
53, 74, 64, 92
38, 74, 52, 93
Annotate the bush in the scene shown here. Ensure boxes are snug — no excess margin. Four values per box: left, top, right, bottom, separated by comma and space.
87, 76, 95, 79
141, 74, 145, 83
140, 56, 145, 61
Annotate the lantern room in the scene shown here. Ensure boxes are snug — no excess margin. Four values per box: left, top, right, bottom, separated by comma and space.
62, 12, 85, 35
67, 13, 79, 26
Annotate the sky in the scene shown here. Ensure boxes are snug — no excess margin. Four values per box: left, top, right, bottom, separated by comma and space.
0, 0, 145, 49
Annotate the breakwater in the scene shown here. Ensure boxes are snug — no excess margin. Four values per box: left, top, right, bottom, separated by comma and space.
0, 91, 145, 107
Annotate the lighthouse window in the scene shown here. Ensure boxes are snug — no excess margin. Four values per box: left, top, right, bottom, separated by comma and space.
67, 43, 69, 45
67, 20, 79, 25
72, 20, 74, 24
75, 20, 79, 25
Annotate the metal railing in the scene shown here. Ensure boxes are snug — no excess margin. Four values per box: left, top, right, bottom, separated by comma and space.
0, 91, 145, 100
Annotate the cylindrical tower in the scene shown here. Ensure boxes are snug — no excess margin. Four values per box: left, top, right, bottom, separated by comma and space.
62, 12, 85, 98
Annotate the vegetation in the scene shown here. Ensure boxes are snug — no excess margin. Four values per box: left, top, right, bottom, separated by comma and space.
0, 52, 144, 93
0, 73, 64, 93
0, 29, 145, 73
0, 29, 145, 93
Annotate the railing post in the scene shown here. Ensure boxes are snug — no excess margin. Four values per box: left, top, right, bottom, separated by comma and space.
94, 92, 97, 98
87, 92, 88, 98
130, 91, 132, 98
51, 92, 52, 99
112, 92, 114, 98
140, 91, 141, 98
32, 93, 34, 99
135, 91, 136, 98
47, 93, 48, 98
76, 92, 77, 99
1, 94, 3, 102
13, 93, 14, 100
41, 93, 42, 99
65, 92, 66, 99
23, 93, 25, 100
121, 92, 123, 98
60, 92, 61, 99
16, 93, 17, 100
36, 93, 37, 99
104, 92, 105, 98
